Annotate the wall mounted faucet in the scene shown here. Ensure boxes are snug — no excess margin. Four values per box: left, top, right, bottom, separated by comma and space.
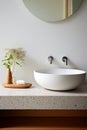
48, 56, 54, 64
62, 56, 68, 66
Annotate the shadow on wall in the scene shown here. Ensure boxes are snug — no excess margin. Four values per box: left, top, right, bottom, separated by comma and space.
50, 57, 79, 69
14, 56, 48, 85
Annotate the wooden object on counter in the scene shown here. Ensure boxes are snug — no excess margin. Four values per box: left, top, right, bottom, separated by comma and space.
2, 83, 32, 88
6, 68, 13, 84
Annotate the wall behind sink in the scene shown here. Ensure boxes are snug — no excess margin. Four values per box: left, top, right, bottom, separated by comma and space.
0, 0, 87, 85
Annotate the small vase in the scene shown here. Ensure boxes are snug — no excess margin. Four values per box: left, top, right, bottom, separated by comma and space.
6, 68, 13, 84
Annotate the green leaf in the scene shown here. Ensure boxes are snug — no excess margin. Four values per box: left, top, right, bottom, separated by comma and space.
9, 54, 13, 59
3, 62, 10, 69
16, 62, 21, 66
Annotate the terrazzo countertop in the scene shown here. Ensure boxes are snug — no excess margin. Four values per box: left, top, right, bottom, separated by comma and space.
0, 83, 87, 110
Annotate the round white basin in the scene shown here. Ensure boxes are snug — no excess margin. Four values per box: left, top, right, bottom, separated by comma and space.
34, 69, 86, 91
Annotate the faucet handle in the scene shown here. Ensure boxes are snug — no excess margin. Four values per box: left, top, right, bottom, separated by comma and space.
48, 56, 54, 64
62, 56, 68, 66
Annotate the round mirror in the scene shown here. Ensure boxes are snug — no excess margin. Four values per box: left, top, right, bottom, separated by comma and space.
23, 0, 83, 22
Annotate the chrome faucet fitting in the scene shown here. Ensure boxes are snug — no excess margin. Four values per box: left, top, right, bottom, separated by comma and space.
48, 56, 54, 64
62, 56, 68, 66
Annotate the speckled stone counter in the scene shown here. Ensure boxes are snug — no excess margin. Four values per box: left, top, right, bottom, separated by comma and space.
0, 83, 87, 110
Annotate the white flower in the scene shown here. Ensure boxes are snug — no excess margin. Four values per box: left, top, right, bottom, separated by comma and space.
5, 48, 26, 64
3, 48, 26, 70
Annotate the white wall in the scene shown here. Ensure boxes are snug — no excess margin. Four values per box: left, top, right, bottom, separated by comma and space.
0, 0, 87, 85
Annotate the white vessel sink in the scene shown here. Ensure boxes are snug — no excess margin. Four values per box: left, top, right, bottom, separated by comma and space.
34, 69, 86, 91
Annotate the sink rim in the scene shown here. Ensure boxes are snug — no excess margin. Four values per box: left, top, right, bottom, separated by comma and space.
34, 68, 86, 76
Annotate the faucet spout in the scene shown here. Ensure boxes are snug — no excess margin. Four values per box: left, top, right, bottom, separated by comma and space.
62, 56, 68, 66
48, 56, 54, 64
